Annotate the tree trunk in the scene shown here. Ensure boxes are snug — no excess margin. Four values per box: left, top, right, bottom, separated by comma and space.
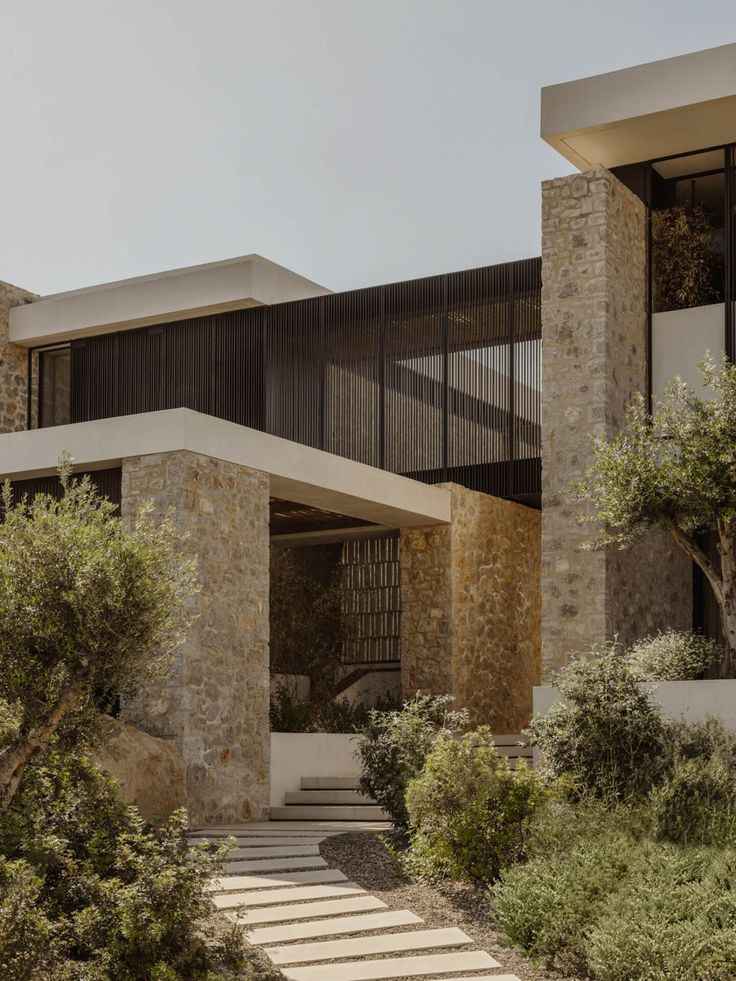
0, 678, 87, 808
717, 521, 736, 678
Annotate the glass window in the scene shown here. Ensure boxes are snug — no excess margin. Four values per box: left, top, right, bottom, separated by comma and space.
40, 347, 71, 427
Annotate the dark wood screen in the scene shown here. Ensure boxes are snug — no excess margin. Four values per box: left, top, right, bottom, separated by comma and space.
67, 259, 541, 502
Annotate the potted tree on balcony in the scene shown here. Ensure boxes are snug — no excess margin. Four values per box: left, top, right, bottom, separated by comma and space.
651, 205, 723, 312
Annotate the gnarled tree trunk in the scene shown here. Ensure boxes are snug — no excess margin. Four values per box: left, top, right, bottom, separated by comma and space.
0, 678, 87, 808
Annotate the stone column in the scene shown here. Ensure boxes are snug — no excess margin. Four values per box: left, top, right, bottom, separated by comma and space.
541, 169, 691, 679
400, 484, 541, 732
121, 450, 270, 824
1, 281, 37, 433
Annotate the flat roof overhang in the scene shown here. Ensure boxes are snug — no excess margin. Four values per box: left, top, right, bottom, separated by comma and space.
0, 409, 451, 529
9, 254, 331, 348
541, 42, 736, 170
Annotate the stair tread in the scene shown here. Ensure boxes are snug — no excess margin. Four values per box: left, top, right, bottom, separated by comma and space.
247, 909, 422, 945
231, 895, 386, 925
280, 949, 501, 980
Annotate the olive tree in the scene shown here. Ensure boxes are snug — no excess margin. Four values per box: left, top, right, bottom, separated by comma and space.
0, 458, 196, 807
578, 356, 736, 677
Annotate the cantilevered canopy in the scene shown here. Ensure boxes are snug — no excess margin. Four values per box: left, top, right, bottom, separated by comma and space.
542, 42, 736, 170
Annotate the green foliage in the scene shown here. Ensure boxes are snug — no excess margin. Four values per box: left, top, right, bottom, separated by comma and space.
529, 644, 667, 800
627, 629, 722, 681
651, 204, 722, 312
404, 728, 546, 882
492, 808, 638, 977
269, 686, 400, 733
356, 694, 468, 828
269, 548, 343, 694
649, 754, 736, 846
587, 845, 736, 981
0, 461, 197, 803
577, 356, 736, 675
0, 753, 240, 980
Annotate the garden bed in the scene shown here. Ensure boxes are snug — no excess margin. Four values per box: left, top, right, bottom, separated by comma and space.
320, 831, 561, 981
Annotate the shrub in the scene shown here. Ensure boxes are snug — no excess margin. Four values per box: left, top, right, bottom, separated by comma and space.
649, 755, 736, 846
356, 694, 468, 828
491, 804, 639, 976
404, 728, 546, 882
628, 629, 722, 681
0, 753, 241, 979
587, 845, 736, 981
529, 644, 666, 800
0, 857, 60, 979
269, 687, 401, 733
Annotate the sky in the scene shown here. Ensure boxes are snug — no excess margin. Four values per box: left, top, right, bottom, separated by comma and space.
0, 1, 734, 296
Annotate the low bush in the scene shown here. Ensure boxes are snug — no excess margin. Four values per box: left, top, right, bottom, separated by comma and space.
0, 753, 242, 980
587, 845, 736, 981
270, 686, 400, 733
529, 643, 667, 800
404, 728, 546, 882
649, 754, 736, 846
627, 629, 722, 681
356, 693, 468, 828
491, 799, 641, 976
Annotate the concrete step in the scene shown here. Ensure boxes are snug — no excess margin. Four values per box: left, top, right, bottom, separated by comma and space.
232, 894, 386, 925
270, 805, 387, 822
228, 844, 321, 860
247, 909, 423, 945
301, 776, 360, 790
208, 868, 347, 893
223, 856, 327, 874
266, 926, 473, 966
284, 790, 373, 806
281, 950, 501, 980
212, 882, 366, 910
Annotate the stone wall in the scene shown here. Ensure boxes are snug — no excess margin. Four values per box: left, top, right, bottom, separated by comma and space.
541, 169, 691, 679
1, 281, 37, 433
401, 484, 541, 732
121, 450, 270, 824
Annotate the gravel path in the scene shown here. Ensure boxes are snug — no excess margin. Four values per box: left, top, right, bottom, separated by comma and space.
319, 830, 563, 981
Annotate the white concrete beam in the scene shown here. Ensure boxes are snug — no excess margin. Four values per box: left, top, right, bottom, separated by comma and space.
542, 42, 736, 169
9, 254, 330, 347
0, 409, 451, 528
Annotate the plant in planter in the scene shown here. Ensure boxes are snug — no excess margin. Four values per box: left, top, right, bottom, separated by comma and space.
651, 204, 722, 312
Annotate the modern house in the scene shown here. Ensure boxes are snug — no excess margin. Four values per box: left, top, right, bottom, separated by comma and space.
1, 42, 734, 823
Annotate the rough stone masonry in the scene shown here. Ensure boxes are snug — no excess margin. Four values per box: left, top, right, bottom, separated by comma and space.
400, 483, 541, 732
0, 280, 37, 433
540, 168, 691, 678
121, 450, 270, 824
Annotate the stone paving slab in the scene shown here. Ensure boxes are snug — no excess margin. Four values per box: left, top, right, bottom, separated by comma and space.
208, 868, 347, 893
280, 950, 501, 980
191, 821, 388, 833
266, 926, 473, 965
212, 882, 366, 910
247, 909, 423, 946
232, 895, 387, 925
223, 856, 327, 874
228, 845, 321, 859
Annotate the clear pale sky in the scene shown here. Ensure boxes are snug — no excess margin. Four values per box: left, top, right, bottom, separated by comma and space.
1, 1, 733, 296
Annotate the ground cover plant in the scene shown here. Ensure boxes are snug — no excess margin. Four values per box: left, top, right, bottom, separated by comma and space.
490, 645, 736, 979
0, 464, 250, 979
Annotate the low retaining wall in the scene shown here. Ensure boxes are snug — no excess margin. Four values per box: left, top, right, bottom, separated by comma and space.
534, 680, 736, 728
270, 732, 360, 807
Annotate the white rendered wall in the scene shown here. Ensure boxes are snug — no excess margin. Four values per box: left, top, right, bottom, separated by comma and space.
534, 680, 736, 729
270, 733, 361, 807
651, 303, 724, 403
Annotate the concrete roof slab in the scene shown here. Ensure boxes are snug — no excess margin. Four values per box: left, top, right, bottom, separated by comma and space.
0, 409, 450, 528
